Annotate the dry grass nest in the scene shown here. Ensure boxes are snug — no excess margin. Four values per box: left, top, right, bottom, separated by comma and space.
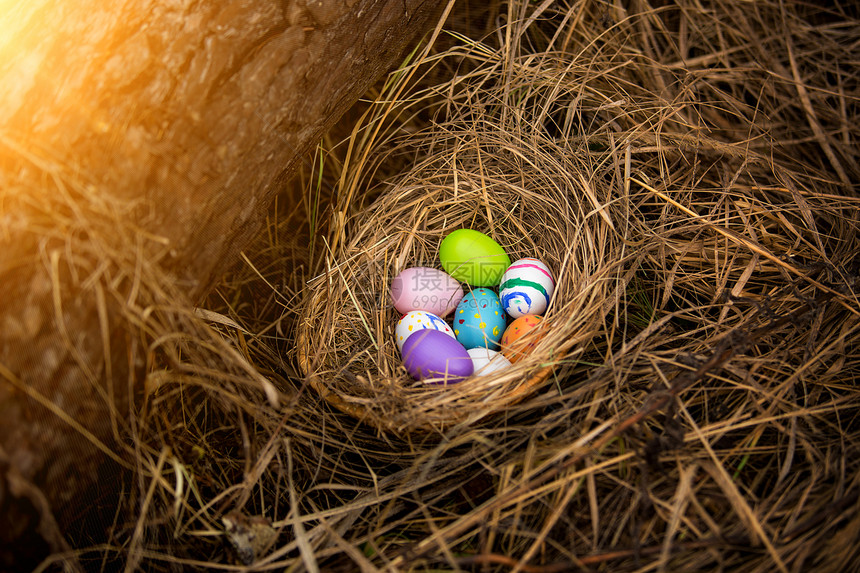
296, 122, 629, 433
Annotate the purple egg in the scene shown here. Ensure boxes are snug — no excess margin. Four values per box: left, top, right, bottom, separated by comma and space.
401, 329, 474, 384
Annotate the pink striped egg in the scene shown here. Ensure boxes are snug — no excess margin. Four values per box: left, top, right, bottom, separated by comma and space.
499, 258, 554, 318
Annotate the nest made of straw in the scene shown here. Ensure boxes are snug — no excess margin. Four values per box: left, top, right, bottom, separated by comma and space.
293, 21, 680, 432
297, 152, 626, 433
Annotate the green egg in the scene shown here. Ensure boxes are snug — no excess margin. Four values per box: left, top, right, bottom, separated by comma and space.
439, 229, 511, 286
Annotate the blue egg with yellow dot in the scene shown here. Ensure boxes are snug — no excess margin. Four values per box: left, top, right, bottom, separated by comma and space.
453, 288, 507, 350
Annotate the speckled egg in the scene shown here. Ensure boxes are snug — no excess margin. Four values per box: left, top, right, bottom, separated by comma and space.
390, 267, 464, 317
467, 348, 513, 376
395, 310, 455, 350
401, 329, 473, 383
499, 258, 554, 318
452, 288, 507, 350
500, 314, 545, 362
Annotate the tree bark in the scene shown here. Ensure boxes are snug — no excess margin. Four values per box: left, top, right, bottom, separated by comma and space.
0, 0, 444, 567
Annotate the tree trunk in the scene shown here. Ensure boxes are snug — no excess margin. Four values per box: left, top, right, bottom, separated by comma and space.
0, 0, 445, 567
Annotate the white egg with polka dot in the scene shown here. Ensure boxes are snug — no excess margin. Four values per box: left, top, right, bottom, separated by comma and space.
395, 310, 455, 351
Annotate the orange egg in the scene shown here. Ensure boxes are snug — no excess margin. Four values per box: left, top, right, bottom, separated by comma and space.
500, 315, 544, 362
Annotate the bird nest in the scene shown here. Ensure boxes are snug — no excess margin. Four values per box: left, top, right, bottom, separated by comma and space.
296, 133, 629, 433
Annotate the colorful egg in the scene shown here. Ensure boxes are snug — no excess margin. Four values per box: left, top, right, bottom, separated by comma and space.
401, 329, 474, 383
499, 258, 554, 318
453, 288, 507, 350
390, 267, 464, 317
395, 310, 455, 350
439, 229, 511, 286
500, 315, 545, 362
467, 348, 513, 376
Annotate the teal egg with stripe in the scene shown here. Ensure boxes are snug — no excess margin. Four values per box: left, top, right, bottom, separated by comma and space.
499, 258, 554, 318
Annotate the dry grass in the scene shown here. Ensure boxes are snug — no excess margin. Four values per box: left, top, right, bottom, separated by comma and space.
25, 0, 860, 571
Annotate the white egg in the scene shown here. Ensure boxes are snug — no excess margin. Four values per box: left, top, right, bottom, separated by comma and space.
467, 347, 513, 376
499, 258, 554, 318
395, 310, 455, 350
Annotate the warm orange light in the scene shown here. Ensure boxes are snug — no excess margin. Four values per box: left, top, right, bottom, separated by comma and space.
0, 1, 44, 59
0, 1, 50, 127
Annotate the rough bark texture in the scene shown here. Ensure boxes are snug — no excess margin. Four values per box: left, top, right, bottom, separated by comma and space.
0, 0, 444, 567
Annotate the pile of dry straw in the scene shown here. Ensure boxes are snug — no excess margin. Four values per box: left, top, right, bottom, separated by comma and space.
90, 0, 860, 571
